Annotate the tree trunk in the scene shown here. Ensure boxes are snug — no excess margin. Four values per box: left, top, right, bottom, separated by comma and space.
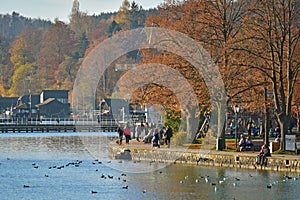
216, 101, 226, 150
263, 87, 270, 145
185, 107, 199, 143
279, 119, 289, 151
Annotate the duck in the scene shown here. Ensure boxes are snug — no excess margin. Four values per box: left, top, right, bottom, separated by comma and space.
108, 175, 113, 179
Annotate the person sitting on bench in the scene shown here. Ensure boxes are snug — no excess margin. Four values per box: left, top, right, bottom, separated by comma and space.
238, 134, 246, 151
245, 136, 253, 149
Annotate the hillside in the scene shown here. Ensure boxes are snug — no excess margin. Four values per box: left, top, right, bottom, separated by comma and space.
0, 1, 157, 97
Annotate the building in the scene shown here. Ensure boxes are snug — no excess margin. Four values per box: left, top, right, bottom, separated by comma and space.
38, 90, 70, 118
0, 96, 18, 117
40, 90, 69, 104
36, 98, 70, 118
5, 90, 71, 119
13, 94, 40, 118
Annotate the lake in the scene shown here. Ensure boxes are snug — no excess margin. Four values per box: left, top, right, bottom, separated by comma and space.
0, 132, 299, 200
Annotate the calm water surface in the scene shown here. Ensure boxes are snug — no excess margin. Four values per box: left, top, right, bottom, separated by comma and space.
0, 132, 299, 200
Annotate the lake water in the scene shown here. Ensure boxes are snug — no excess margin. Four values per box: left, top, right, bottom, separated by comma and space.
0, 132, 299, 200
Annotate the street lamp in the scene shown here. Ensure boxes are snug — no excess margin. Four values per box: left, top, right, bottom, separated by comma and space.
234, 105, 240, 150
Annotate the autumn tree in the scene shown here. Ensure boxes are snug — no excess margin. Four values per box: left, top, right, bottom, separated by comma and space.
115, 0, 145, 30
241, 0, 300, 150
8, 64, 37, 96
0, 35, 10, 94
8, 27, 44, 95
36, 20, 76, 89
142, 0, 248, 148
116, 0, 131, 25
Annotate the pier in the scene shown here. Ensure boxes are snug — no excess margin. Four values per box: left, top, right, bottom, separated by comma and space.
0, 118, 118, 133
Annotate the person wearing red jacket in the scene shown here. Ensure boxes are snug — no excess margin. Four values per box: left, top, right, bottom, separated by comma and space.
124, 125, 131, 144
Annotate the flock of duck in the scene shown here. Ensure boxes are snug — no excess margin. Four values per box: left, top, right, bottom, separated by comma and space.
5, 157, 298, 196
178, 172, 299, 194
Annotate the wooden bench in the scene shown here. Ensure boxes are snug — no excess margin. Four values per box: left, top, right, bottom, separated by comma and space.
226, 140, 263, 151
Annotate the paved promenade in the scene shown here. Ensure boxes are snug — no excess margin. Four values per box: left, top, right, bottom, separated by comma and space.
110, 139, 300, 172
115, 139, 299, 159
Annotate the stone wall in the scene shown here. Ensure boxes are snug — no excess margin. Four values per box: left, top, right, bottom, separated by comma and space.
109, 145, 300, 173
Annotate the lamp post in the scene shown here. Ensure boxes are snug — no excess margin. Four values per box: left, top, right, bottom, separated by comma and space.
234, 105, 240, 150
29, 93, 32, 119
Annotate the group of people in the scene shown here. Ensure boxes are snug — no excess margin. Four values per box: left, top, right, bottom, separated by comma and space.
117, 125, 131, 145
117, 123, 173, 148
238, 134, 271, 166
238, 134, 253, 151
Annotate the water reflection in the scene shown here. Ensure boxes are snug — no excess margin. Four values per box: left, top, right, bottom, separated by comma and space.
0, 132, 117, 159
0, 133, 299, 200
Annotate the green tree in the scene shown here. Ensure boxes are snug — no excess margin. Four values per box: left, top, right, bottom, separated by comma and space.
128, 1, 144, 29
107, 20, 121, 37
73, 33, 89, 59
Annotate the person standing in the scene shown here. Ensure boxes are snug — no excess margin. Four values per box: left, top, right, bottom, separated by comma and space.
136, 123, 141, 142
144, 123, 149, 139
117, 127, 124, 145
164, 125, 173, 148
140, 122, 145, 139
132, 123, 136, 139
247, 118, 253, 136
124, 125, 131, 144
152, 127, 160, 148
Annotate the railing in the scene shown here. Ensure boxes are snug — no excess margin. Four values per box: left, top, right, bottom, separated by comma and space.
0, 117, 118, 127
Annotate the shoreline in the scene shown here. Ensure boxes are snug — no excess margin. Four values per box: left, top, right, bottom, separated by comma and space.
109, 140, 300, 173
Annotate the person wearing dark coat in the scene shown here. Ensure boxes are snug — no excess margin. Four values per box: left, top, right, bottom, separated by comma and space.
256, 144, 271, 166
152, 128, 160, 148
117, 127, 124, 145
164, 125, 173, 148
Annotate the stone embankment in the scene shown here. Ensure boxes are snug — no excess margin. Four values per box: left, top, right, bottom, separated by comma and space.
109, 142, 300, 173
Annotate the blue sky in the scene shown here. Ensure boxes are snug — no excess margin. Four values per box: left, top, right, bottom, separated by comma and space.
0, 0, 164, 22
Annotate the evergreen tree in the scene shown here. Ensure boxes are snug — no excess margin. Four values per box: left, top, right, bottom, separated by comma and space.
107, 20, 121, 37
73, 33, 89, 59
